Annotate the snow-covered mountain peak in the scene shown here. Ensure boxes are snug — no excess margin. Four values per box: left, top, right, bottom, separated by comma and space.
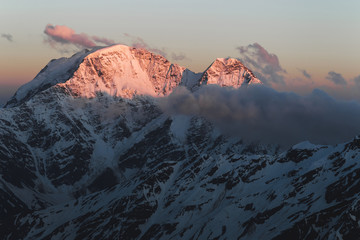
4, 48, 98, 108
199, 57, 261, 87
4, 45, 187, 107
58, 44, 186, 99
5, 45, 262, 107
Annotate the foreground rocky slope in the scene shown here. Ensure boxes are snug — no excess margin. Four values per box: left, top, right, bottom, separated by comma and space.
1, 45, 359, 239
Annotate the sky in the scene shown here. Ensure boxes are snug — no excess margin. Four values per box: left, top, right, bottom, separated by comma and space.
1, 0, 360, 105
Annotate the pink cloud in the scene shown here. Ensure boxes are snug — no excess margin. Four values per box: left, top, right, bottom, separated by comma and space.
44, 24, 96, 48
44, 25, 188, 62
44, 24, 116, 50
92, 36, 116, 46
253, 43, 282, 71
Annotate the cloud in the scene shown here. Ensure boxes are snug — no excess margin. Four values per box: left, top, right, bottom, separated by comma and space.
326, 71, 347, 85
92, 36, 116, 46
43, 25, 187, 61
298, 69, 312, 79
44, 24, 95, 48
1, 33, 13, 42
159, 85, 360, 147
44, 24, 116, 51
326, 72, 346, 85
237, 43, 286, 85
171, 52, 187, 61
124, 33, 189, 62
124, 33, 167, 57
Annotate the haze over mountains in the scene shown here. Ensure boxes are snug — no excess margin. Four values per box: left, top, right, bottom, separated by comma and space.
1, 45, 360, 239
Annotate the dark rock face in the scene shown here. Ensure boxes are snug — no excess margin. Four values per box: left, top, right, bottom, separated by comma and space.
1, 89, 359, 239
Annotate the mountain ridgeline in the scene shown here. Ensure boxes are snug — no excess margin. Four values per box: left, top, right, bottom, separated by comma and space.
1, 45, 359, 239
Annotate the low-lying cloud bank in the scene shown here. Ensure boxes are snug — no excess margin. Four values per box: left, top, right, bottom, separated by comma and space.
159, 85, 360, 147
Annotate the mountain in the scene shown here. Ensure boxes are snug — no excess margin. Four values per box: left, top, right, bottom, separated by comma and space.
1, 44, 360, 240
5, 45, 260, 108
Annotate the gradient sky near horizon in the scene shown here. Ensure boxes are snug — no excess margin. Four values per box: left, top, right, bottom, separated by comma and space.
1, 0, 360, 105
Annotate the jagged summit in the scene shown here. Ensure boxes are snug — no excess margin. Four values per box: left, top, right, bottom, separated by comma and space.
5, 44, 261, 108
199, 57, 261, 87
57, 45, 186, 100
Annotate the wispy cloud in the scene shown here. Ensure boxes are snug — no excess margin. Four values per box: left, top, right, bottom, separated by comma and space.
124, 33, 167, 57
160, 85, 360, 147
92, 36, 116, 46
237, 43, 286, 85
326, 71, 347, 85
124, 33, 188, 61
171, 52, 187, 61
298, 69, 312, 79
44, 24, 96, 48
1, 33, 13, 42
44, 24, 116, 51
